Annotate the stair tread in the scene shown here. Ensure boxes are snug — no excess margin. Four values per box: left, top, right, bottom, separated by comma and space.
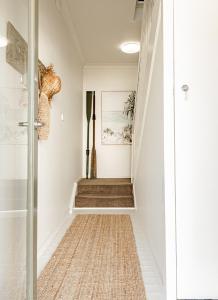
76, 194, 133, 199
78, 178, 132, 186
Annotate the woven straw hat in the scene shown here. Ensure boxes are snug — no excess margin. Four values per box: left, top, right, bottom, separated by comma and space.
41, 65, 61, 103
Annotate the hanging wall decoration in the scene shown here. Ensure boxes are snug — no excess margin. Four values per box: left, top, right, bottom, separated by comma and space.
38, 65, 61, 140
6, 22, 28, 74
101, 91, 136, 145
6, 21, 46, 79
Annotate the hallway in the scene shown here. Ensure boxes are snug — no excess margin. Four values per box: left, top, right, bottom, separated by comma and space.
1, 0, 167, 298
2, 0, 218, 299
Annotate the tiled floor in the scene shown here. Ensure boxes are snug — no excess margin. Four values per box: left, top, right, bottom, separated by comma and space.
131, 214, 165, 300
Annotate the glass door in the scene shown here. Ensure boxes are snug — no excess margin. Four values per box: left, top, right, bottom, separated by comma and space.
0, 0, 38, 299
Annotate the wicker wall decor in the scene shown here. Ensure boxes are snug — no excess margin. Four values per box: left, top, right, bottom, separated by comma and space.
40, 65, 61, 104
38, 93, 50, 140
38, 65, 61, 140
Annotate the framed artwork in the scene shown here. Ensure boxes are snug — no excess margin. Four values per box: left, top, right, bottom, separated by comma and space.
6, 22, 28, 75
101, 91, 136, 145
6, 21, 46, 80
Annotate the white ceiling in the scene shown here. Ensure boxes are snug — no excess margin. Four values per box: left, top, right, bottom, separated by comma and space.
56, 0, 142, 65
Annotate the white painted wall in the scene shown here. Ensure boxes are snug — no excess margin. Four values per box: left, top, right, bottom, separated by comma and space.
133, 0, 166, 293
37, 0, 83, 271
83, 65, 137, 178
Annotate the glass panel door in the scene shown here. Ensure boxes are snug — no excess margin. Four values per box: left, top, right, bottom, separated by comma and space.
0, 0, 38, 299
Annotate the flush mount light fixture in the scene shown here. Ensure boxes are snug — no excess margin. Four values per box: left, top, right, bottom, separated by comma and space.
0, 36, 8, 48
120, 42, 140, 54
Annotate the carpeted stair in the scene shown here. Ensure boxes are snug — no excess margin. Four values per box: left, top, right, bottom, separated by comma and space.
75, 178, 134, 207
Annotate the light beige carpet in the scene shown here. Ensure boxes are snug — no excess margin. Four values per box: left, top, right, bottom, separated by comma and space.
38, 215, 146, 300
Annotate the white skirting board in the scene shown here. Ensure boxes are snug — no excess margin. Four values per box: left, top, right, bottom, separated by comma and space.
37, 212, 75, 276
69, 178, 81, 213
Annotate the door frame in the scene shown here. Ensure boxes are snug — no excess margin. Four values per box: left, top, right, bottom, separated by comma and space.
163, 0, 177, 299
27, 0, 38, 299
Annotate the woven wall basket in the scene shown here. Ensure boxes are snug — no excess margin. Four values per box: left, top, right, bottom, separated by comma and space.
38, 92, 50, 140
38, 65, 61, 140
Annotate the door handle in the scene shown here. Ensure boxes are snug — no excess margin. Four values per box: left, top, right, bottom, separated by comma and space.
18, 121, 44, 128
18, 121, 29, 127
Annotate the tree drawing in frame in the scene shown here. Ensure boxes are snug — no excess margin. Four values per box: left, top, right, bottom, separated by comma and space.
101, 91, 136, 145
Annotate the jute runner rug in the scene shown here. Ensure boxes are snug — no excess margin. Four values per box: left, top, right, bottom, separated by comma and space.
38, 215, 146, 300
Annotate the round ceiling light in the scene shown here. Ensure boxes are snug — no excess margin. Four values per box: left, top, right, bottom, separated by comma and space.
0, 36, 8, 48
120, 42, 140, 54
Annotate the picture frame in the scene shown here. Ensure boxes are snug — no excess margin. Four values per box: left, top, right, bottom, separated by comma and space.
101, 91, 135, 145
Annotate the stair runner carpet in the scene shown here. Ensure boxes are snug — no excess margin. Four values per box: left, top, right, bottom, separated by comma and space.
75, 178, 134, 208
38, 215, 146, 300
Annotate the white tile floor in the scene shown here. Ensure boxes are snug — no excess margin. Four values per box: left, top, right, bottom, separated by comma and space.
131, 213, 166, 300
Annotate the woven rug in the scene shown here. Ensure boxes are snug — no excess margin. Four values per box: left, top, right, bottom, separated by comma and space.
38, 215, 146, 300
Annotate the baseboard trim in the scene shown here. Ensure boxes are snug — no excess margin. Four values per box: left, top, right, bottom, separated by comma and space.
37, 212, 75, 276
132, 183, 137, 210
69, 178, 80, 213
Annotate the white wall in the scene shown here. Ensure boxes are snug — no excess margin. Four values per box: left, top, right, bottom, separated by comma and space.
133, 0, 166, 287
37, 0, 83, 270
83, 65, 137, 178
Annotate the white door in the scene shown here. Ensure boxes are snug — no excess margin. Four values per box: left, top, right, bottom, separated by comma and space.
174, 0, 218, 298
0, 0, 38, 299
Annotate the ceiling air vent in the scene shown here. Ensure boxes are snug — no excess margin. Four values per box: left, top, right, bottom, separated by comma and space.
132, 0, 144, 21
130, 0, 144, 21
137, 0, 144, 5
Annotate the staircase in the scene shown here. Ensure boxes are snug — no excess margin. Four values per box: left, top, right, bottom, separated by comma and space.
75, 178, 134, 208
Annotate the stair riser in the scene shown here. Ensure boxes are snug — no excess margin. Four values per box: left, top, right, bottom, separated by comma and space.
77, 185, 133, 196
75, 198, 134, 208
